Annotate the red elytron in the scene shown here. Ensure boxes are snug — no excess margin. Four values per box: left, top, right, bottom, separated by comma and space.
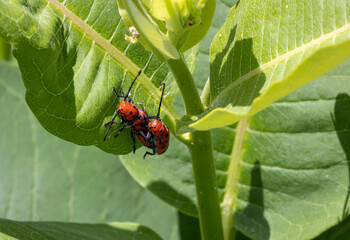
148, 119, 169, 154
140, 83, 170, 159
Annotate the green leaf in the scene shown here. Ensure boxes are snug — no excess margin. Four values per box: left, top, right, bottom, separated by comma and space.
314, 216, 350, 240
177, 0, 350, 133
123, 58, 350, 239
0, 0, 196, 154
0, 60, 180, 240
0, 218, 162, 240
120, 133, 198, 216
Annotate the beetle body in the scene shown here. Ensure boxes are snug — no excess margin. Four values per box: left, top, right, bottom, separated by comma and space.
104, 71, 171, 158
117, 101, 139, 121
142, 83, 170, 159
148, 119, 169, 154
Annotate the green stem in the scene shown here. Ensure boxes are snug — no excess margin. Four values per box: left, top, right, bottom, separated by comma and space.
0, 38, 11, 61
168, 56, 204, 115
167, 55, 224, 240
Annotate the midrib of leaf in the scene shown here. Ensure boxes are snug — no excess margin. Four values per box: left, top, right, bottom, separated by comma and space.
29, 106, 39, 221
221, 118, 248, 240
211, 22, 350, 108
46, 0, 179, 121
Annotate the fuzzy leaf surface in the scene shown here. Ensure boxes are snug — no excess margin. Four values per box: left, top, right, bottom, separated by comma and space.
177, 0, 350, 133
0, 0, 197, 154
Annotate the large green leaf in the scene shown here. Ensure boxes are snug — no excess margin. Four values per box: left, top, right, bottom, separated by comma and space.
123, 58, 350, 239
0, 60, 181, 240
177, 0, 350, 133
0, 218, 161, 240
0, 0, 197, 155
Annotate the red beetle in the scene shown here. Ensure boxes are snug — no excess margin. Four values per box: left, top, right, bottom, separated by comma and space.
140, 83, 170, 159
104, 70, 143, 152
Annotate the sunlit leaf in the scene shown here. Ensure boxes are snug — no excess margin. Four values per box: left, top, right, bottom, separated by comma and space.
177, 0, 350, 133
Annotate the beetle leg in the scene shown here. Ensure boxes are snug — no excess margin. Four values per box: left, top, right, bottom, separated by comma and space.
130, 129, 136, 154
143, 141, 156, 159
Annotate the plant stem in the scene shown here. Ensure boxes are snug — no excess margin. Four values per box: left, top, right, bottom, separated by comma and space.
168, 56, 204, 115
167, 55, 224, 240
190, 131, 224, 240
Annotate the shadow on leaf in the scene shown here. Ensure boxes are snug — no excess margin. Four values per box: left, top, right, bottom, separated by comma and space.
147, 181, 198, 217
332, 93, 350, 219
178, 211, 201, 240
235, 161, 270, 240
210, 24, 266, 108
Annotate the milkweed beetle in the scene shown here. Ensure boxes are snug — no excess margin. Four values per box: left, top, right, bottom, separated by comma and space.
104, 70, 144, 153
140, 83, 170, 159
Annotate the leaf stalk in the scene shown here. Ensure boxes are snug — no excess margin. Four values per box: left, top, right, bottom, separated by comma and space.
221, 118, 248, 240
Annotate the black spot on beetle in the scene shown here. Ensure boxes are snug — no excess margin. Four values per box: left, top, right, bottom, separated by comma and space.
162, 145, 166, 149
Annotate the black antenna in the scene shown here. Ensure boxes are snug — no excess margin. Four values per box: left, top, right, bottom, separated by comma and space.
124, 70, 142, 101
156, 83, 165, 119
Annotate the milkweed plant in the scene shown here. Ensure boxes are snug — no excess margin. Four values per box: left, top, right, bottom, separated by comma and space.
1, 0, 350, 240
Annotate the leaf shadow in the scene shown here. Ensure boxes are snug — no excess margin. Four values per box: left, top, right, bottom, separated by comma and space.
210, 24, 266, 108
234, 161, 270, 240
178, 211, 201, 240
332, 93, 350, 219
147, 181, 198, 217
0, 220, 162, 240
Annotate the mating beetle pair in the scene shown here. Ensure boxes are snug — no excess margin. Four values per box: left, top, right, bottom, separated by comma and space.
103, 70, 169, 159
